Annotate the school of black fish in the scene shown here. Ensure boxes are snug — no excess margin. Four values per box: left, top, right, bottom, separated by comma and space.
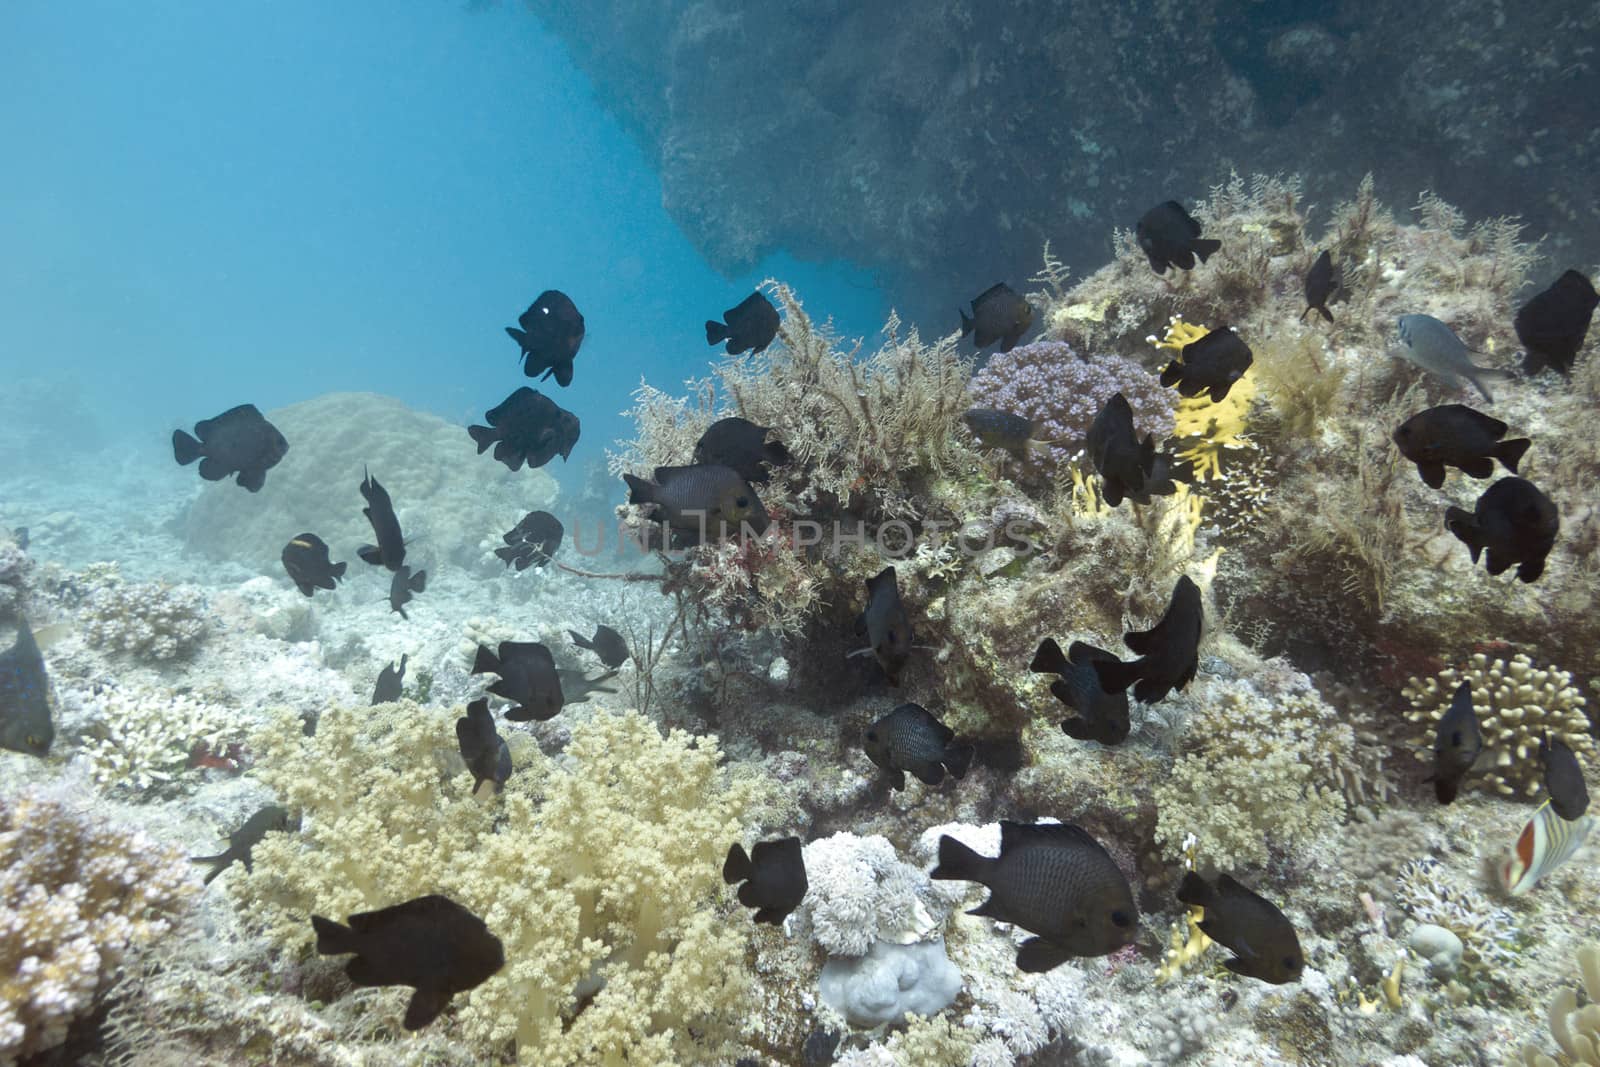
0, 208, 1590, 1039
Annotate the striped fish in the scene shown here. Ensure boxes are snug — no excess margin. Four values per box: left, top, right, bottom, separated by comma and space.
1499, 800, 1593, 896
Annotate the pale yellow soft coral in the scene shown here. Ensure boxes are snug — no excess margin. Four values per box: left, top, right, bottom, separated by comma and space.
0, 786, 198, 1061
239, 701, 759, 1066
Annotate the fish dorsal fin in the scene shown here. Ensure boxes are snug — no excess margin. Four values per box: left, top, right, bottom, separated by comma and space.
1000, 820, 1098, 852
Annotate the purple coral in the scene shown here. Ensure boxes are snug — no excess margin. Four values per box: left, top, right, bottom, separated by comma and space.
968, 341, 1174, 461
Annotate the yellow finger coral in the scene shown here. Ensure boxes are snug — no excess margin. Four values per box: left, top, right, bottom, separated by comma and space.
0, 786, 198, 1061
239, 701, 760, 1066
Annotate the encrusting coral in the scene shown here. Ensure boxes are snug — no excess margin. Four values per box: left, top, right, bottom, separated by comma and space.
79, 568, 209, 661
1403, 652, 1594, 799
0, 785, 197, 1062
238, 700, 761, 1066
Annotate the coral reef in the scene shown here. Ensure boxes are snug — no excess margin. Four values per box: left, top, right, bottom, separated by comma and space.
1403, 653, 1594, 799
1393, 858, 1519, 1000
1513, 941, 1600, 1067
238, 701, 760, 1065
80, 567, 209, 660
0, 529, 29, 621
797, 833, 938, 957
966, 340, 1174, 463
176, 393, 559, 574
0, 785, 197, 1062
70, 683, 237, 793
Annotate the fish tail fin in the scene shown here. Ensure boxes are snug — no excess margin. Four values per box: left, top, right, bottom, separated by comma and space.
1432, 775, 1460, 805
330, 560, 347, 580
467, 424, 496, 454
172, 429, 203, 466
568, 629, 594, 651
1176, 871, 1214, 909
722, 843, 752, 884
311, 913, 360, 956
471, 644, 501, 676
1192, 238, 1222, 265
931, 834, 993, 884
959, 308, 974, 338
705, 320, 729, 346
622, 473, 657, 506
1443, 507, 1482, 560
1159, 360, 1184, 388
1318, 305, 1334, 324
1497, 437, 1532, 473
190, 853, 228, 886
944, 741, 974, 781
1029, 638, 1069, 676
1467, 374, 1495, 404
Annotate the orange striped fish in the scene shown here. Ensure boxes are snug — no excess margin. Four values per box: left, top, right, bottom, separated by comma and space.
1499, 800, 1593, 896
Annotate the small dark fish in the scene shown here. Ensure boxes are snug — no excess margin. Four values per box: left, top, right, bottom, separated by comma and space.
281, 533, 346, 597
495, 511, 563, 570
356, 468, 406, 571
1137, 201, 1221, 274
1396, 314, 1509, 403
455, 698, 512, 795
1393, 404, 1530, 490
1301, 250, 1340, 323
705, 291, 781, 355
1093, 575, 1203, 704
192, 805, 293, 886
1541, 733, 1589, 820
693, 417, 791, 485
554, 669, 619, 704
623, 464, 770, 540
802, 1028, 842, 1067
171, 404, 288, 492
1177, 872, 1303, 985
468, 387, 580, 472
1030, 639, 1131, 745
1160, 328, 1254, 402
312, 894, 505, 1030
568, 624, 629, 669
931, 821, 1138, 971
959, 283, 1034, 353
1429, 680, 1482, 804
1444, 476, 1559, 583
723, 836, 808, 924
1124, 451, 1195, 506
850, 566, 913, 686
472, 641, 564, 721
506, 289, 584, 387
372, 654, 408, 705
1516, 270, 1598, 376
388, 565, 427, 619
1086, 393, 1155, 508
11, 527, 27, 551
962, 408, 1052, 460
0, 617, 53, 757
863, 703, 973, 791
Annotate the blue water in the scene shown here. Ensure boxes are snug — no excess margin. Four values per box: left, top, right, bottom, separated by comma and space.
0, 1, 887, 495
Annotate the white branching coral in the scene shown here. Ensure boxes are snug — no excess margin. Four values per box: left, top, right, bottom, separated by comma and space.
73, 684, 235, 792
79, 569, 209, 660
0, 786, 197, 1061
1404, 653, 1594, 799
798, 833, 937, 957
1512, 942, 1600, 1067
1395, 858, 1519, 980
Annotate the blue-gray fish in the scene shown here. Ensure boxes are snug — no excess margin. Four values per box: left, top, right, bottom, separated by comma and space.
932, 821, 1138, 971
863, 703, 973, 790
1030, 638, 1130, 745
455, 698, 512, 795
192, 805, 294, 886
0, 617, 53, 757
554, 668, 619, 704
724, 836, 808, 924
1396, 314, 1510, 403
624, 464, 770, 540
1177, 872, 1303, 984
1429, 680, 1482, 804
312, 894, 505, 1030
962, 408, 1054, 460
171, 404, 288, 493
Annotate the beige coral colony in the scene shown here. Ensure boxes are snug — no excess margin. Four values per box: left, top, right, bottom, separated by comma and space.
4, 11, 1600, 1067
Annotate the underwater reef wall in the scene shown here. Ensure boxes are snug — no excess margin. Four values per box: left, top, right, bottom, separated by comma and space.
526, 0, 1600, 320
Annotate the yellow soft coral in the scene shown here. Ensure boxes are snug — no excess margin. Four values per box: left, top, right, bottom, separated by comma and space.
1149, 316, 1259, 484
241, 702, 759, 1066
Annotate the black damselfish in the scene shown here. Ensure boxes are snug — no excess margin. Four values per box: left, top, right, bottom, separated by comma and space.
1137, 201, 1221, 274
1177, 872, 1303, 985
506, 289, 584, 387
281, 533, 346, 597
863, 703, 972, 791
1444, 476, 1559, 583
496, 511, 563, 570
472, 641, 564, 721
1515, 270, 1597, 376
357, 469, 406, 571
724, 837, 808, 924
372, 654, 408, 705
468, 388, 580, 472
172, 404, 288, 492
0, 617, 54, 758
706, 291, 781, 355
1030, 638, 1130, 745
192, 805, 294, 886
1093, 575, 1203, 704
1393, 405, 1529, 490
455, 698, 512, 795
960, 283, 1033, 353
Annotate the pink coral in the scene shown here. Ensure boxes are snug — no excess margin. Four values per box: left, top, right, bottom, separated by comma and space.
968, 340, 1174, 461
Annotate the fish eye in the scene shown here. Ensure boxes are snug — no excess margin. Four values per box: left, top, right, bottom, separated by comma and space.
1283, 955, 1301, 971
865, 729, 878, 742
735, 496, 749, 509
1111, 910, 1132, 927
